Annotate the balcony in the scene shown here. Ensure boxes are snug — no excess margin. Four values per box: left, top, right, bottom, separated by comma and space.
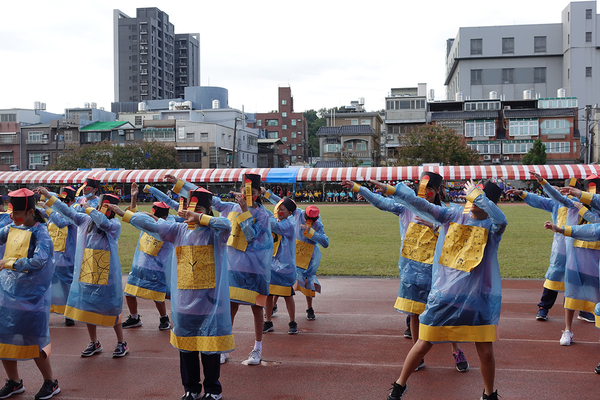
140, 80, 148, 86
140, 69, 148, 75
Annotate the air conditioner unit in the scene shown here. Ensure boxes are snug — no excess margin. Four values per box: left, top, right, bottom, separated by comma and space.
42, 161, 49, 166
492, 158, 501, 164
42, 155, 49, 161
29, 164, 36, 170
503, 156, 510, 161
0, 157, 5, 160
387, 135, 394, 140
483, 155, 492, 161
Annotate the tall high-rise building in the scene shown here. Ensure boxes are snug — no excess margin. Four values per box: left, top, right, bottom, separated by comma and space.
113, 8, 199, 103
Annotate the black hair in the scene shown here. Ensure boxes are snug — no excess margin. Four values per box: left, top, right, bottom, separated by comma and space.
33, 209, 47, 224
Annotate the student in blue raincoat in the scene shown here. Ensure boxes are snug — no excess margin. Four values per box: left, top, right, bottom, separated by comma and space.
36, 187, 128, 359
385, 180, 507, 400
264, 190, 329, 321
0, 189, 60, 400
262, 195, 298, 335
120, 183, 173, 331
38, 186, 79, 327
167, 173, 273, 366
109, 188, 233, 400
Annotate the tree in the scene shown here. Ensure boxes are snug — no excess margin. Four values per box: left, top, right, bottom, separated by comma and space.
522, 139, 547, 165
303, 109, 326, 158
50, 140, 180, 170
397, 124, 480, 166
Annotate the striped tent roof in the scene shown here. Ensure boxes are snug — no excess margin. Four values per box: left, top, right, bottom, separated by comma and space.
1, 165, 599, 185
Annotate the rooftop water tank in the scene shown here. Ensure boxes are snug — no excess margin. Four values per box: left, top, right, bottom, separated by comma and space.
489, 91, 498, 100
138, 102, 147, 112
523, 90, 532, 100
212, 99, 220, 109
455, 92, 464, 102
557, 88, 566, 98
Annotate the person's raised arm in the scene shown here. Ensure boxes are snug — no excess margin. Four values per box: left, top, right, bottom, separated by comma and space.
342, 180, 404, 215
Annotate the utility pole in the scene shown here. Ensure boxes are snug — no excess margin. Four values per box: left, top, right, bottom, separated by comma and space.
586, 105, 591, 164
231, 118, 239, 168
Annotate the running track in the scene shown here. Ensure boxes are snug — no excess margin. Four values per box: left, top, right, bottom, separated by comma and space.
13, 277, 600, 399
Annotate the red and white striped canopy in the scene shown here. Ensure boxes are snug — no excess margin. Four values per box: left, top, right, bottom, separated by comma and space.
1, 165, 599, 185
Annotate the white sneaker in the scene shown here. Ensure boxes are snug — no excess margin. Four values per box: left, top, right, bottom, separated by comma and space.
219, 353, 228, 364
246, 348, 261, 365
560, 330, 573, 346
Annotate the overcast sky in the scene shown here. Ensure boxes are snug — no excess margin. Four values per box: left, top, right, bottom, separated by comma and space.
0, 0, 581, 115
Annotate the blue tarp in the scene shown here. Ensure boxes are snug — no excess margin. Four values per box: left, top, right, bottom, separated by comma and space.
266, 167, 301, 183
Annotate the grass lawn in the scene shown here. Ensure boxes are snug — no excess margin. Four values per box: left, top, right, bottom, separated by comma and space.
117, 202, 553, 279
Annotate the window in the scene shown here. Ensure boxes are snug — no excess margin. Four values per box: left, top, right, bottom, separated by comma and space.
465, 121, 496, 137
268, 131, 278, 139
471, 69, 482, 85
543, 142, 570, 153
266, 119, 278, 126
282, 149, 287, 154
538, 98, 578, 108
28, 131, 44, 143
502, 37, 514, 54
142, 129, 175, 141
0, 114, 16, 122
282, 112, 287, 117
291, 119, 297, 126
356, 141, 367, 151
586, 32, 592, 42
282, 100, 287, 105
186, 132, 195, 141
502, 68, 514, 84
351, 119, 358, 125
292, 144, 297, 151
346, 142, 353, 150
361, 119, 371, 125
587, 67, 593, 77
282, 125, 287, 130
324, 144, 340, 153
468, 143, 501, 154
135, 116, 142, 125
282, 136, 287, 142
63, 131, 73, 142
534, 67, 546, 83
540, 119, 571, 134
465, 102, 501, 111
534, 36, 546, 52
291, 132, 297, 138
292, 156, 297, 163
471, 38, 482, 55
587, 9, 593, 19
1, 153, 13, 164
29, 153, 44, 165
509, 119, 539, 136
503, 141, 534, 154
178, 151, 201, 163
257, 120, 261, 126
126, 131, 135, 141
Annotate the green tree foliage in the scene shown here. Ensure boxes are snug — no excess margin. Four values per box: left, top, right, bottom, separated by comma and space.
522, 139, 547, 165
50, 141, 180, 170
397, 124, 480, 166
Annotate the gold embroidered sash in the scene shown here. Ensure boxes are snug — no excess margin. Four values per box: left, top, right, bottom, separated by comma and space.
438, 222, 488, 272
4, 227, 32, 270
400, 222, 438, 264
80, 248, 111, 285
296, 240, 315, 270
226, 212, 249, 251
139, 232, 164, 257
48, 224, 68, 253
176, 245, 216, 290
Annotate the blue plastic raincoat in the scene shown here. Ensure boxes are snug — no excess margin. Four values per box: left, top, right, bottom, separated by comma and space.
0, 222, 54, 360
73, 195, 99, 212
391, 183, 507, 343
47, 195, 123, 326
174, 179, 273, 305
520, 191, 567, 291
265, 191, 329, 297
353, 185, 435, 315
123, 211, 176, 302
44, 207, 78, 314
123, 211, 234, 354
267, 211, 297, 297
542, 182, 600, 314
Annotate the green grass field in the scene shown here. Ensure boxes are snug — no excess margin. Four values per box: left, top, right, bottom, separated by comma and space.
117, 202, 552, 279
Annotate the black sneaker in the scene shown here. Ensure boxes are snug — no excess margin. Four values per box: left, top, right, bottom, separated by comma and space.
112, 341, 128, 357
595, 362, 600, 374
0, 379, 24, 399
159, 316, 171, 330
64, 318, 75, 327
387, 382, 407, 400
81, 341, 103, 357
453, 350, 469, 372
306, 307, 316, 321
180, 392, 201, 400
480, 390, 499, 400
403, 327, 412, 339
414, 358, 425, 371
122, 314, 142, 329
536, 308, 548, 321
262, 321, 274, 333
201, 393, 222, 400
288, 321, 298, 334
271, 304, 278, 316
34, 380, 59, 400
